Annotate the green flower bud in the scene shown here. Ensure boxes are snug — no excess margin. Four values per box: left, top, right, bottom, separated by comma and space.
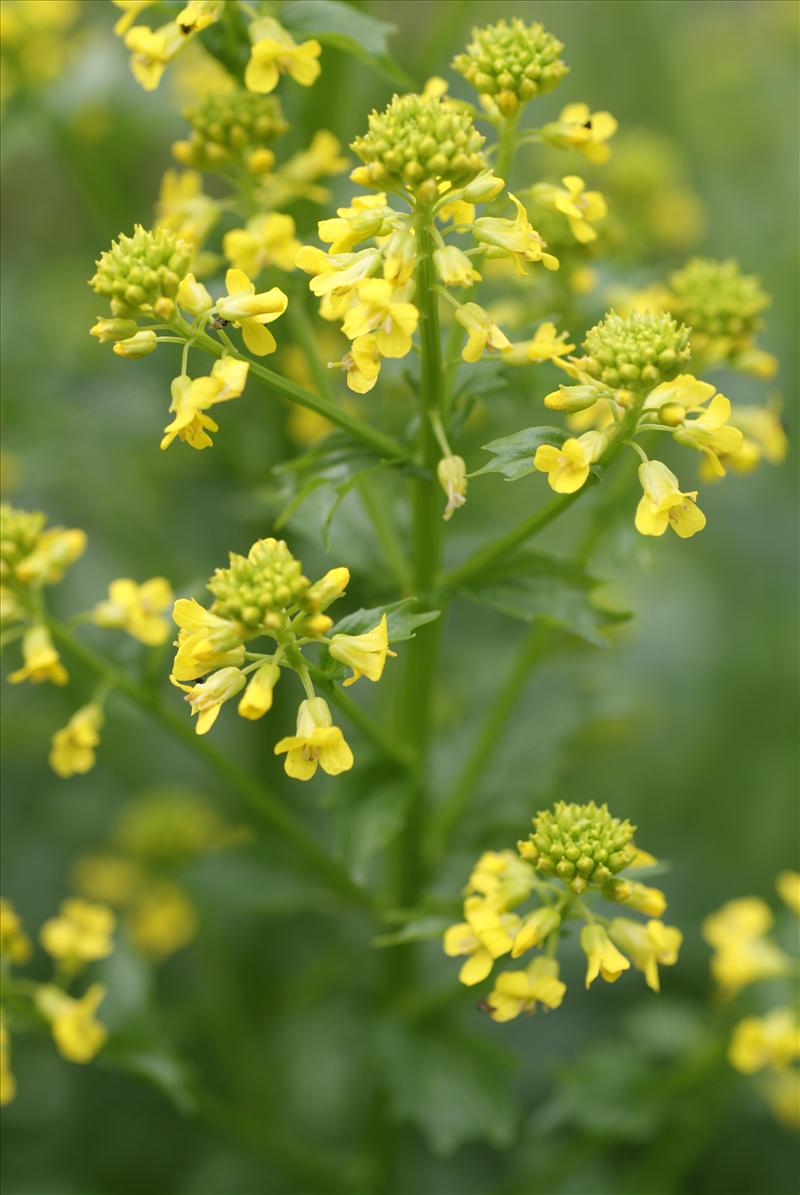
522, 801, 637, 893
208, 537, 311, 630
178, 89, 287, 171
452, 18, 568, 112
112, 330, 158, 359
90, 225, 192, 319
666, 258, 770, 351
578, 311, 691, 389
351, 94, 486, 195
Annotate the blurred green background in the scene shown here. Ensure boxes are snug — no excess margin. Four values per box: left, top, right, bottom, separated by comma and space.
1, 2, 798, 1192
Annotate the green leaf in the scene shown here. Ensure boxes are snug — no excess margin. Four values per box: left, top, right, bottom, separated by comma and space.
461, 550, 630, 647
274, 432, 385, 548
378, 1024, 518, 1156
102, 1041, 198, 1116
372, 915, 451, 947
473, 426, 568, 481
330, 597, 440, 643
279, 0, 416, 88
339, 779, 410, 884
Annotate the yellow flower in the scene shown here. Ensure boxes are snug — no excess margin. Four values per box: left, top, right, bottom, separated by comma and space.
124, 21, 184, 91
0, 898, 32, 965
580, 923, 630, 987
532, 176, 607, 243
433, 244, 482, 287
172, 666, 246, 735
729, 1009, 800, 1074
36, 983, 108, 1064
170, 598, 245, 681
524, 321, 575, 365
468, 850, 535, 906
175, 1, 223, 35
534, 431, 606, 494
40, 899, 115, 964
510, 906, 561, 958
160, 375, 219, 451
608, 917, 682, 992
91, 577, 173, 645
486, 957, 567, 1021
776, 870, 800, 916
274, 697, 353, 781
634, 460, 706, 538
223, 214, 301, 276
128, 881, 197, 961
703, 897, 791, 997
437, 455, 468, 521
49, 703, 104, 779
160, 358, 248, 451
318, 195, 395, 254
296, 246, 381, 299
329, 614, 397, 686
443, 898, 521, 986
673, 393, 744, 477
245, 17, 321, 94
719, 402, 789, 476
155, 169, 219, 251
342, 279, 419, 358
455, 302, 512, 362
8, 624, 68, 685
0, 1014, 14, 1106
342, 334, 382, 394
238, 661, 280, 720
472, 193, 559, 274
542, 103, 618, 163
112, 1, 156, 38
216, 268, 288, 356
14, 526, 86, 585
614, 881, 667, 917
176, 271, 213, 315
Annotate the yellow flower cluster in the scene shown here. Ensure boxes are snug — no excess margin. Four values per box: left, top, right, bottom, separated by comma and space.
704, 874, 800, 1131
116, 5, 321, 97
444, 802, 681, 1021
0, 897, 116, 1105
0, 0, 83, 105
528, 309, 780, 540
168, 538, 397, 781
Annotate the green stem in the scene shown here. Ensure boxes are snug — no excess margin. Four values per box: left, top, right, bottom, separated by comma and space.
494, 110, 521, 192
179, 317, 410, 463
47, 619, 373, 914
439, 405, 641, 594
393, 203, 445, 910
425, 620, 548, 867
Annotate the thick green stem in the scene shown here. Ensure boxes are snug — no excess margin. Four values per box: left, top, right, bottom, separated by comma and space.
425, 620, 548, 866
393, 204, 445, 909
439, 405, 642, 595
47, 619, 373, 914
494, 110, 521, 190
183, 319, 410, 463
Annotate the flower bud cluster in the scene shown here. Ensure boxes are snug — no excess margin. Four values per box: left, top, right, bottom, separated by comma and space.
168, 539, 398, 781
521, 800, 636, 893
444, 801, 681, 1021
452, 18, 568, 114
579, 310, 691, 389
208, 537, 312, 630
89, 225, 192, 319
351, 93, 486, 195
666, 258, 773, 372
174, 90, 288, 174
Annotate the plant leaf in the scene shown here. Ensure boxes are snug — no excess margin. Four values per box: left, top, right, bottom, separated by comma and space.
372, 915, 451, 947
473, 426, 568, 481
330, 598, 440, 643
279, 0, 416, 88
339, 779, 410, 884
461, 550, 630, 647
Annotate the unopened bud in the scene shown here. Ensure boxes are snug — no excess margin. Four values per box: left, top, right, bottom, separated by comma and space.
113, 330, 158, 359
544, 384, 600, 412
658, 402, 686, 427
306, 567, 350, 611
437, 455, 467, 521
90, 317, 138, 343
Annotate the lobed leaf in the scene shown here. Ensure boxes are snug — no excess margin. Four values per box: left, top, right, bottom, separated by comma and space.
473, 426, 569, 481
